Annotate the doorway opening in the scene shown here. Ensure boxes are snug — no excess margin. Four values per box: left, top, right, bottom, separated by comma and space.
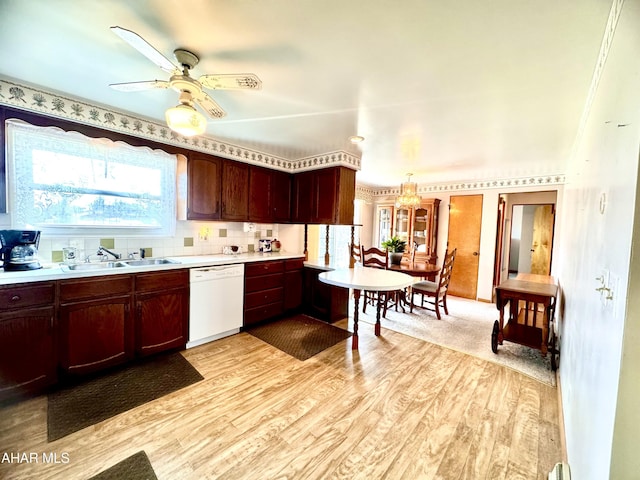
493, 191, 557, 288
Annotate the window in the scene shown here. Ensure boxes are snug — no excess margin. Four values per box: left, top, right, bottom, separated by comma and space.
314, 199, 362, 267
6, 120, 176, 236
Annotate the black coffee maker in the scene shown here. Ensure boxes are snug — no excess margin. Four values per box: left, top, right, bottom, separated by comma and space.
0, 230, 43, 271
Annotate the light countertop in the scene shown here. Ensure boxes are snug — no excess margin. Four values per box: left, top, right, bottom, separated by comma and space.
0, 252, 306, 286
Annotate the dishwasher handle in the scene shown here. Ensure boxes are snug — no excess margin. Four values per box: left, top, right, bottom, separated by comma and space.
190, 265, 244, 280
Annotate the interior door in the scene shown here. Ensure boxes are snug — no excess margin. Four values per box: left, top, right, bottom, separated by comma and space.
530, 204, 555, 274
447, 194, 483, 299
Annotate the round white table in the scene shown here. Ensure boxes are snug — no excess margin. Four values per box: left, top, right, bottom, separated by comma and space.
318, 267, 413, 349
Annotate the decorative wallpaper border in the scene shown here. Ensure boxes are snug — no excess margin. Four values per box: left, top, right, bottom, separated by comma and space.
368, 174, 565, 198
571, 0, 623, 159
0, 77, 360, 173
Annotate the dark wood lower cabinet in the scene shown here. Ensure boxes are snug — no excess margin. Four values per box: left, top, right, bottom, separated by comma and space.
303, 267, 349, 323
284, 258, 304, 311
134, 270, 189, 356
58, 275, 134, 375
58, 296, 133, 375
244, 260, 285, 327
0, 306, 56, 400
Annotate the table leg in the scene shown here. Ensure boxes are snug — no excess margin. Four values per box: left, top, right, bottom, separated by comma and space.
375, 292, 382, 336
352, 289, 360, 349
541, 303, 550, 356
498, 300, 505, 344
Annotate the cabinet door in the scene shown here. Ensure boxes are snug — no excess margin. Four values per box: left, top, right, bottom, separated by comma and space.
222, 160, 249, 221
0, 306, 56, 400
248, 165, 272, 222
284, 258, 304, 311
187, 153, 221, 220
271, 170, 291, 223
136, 288, 189, 357
303, 267, 349, 322
59, 296, 133, 375
314, 168, 339, 224
284, 270, 303, 311
291, 171, 314, 223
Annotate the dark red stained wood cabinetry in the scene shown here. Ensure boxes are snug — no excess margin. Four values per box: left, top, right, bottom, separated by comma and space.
58, 275, 134, 375
291, 166, 356, 224
0, 282, 56, 401
187, 153, 222, 220
222, 160, 249, 221
244, 260, 285, 327
291, 171, 314, 223
248, 165, 273, 222
248, 166, 292, 223
303, 267, 349, 323
135, 270, 189, 357
284, 258, 304, 311
272, 169, 292, 223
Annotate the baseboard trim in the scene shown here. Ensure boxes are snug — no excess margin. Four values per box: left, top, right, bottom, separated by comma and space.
556, 372, 568, 462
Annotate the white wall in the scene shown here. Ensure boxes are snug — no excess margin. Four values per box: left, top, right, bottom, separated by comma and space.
555, 0, 640, 477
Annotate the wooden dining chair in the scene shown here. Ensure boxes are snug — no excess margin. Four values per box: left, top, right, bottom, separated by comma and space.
410, 249, 457, 319
349, 242, 362, 265
361, 246, 390, 315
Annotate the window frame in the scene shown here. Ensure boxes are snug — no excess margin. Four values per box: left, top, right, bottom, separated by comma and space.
5, 119, 178, 237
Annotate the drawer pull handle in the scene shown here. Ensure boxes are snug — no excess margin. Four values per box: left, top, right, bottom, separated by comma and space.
11, 295, 21, 302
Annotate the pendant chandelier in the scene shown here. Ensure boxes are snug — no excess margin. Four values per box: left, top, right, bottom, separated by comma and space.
395, 173, 422, 208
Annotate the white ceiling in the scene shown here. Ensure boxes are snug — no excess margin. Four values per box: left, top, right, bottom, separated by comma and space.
0, 0, 612, 187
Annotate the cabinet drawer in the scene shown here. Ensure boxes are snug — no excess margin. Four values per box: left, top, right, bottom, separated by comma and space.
244, 302, 283, 326
135, 269, 189, 292
245, 273, 283, 293
285, 258, 305, 271
244, 287, 284, 309
245, 261, 284, 277
0, 282, 55, 311
59, 275, 133, 303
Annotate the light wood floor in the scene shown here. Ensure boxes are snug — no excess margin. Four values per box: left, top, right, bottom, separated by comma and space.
0, 318, 562, 479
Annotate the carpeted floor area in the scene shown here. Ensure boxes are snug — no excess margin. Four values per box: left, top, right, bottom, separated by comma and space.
246, 314, 352, 361
47, 352, 204, 442
356, 295, 556, 386
88, 451, 157, 480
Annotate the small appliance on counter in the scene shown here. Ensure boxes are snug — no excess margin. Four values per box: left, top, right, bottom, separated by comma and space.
222, 245, 242, 255
258, 239, 272, 252
0, 230, 43, 271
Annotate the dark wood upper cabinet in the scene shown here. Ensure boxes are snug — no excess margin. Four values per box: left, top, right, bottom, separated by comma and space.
291, 171, 315, 223
187, 153, 222, 220
221, 160, 249, 221
248, 165, 273, 223
292, 166, 356, 224
248, 166, 292, 223
271, 169, 292, 223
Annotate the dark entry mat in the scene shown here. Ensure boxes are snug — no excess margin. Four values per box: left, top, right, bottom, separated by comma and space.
47, 352, 203, 442
246, 315, 352, 361
89, 451, 157, 480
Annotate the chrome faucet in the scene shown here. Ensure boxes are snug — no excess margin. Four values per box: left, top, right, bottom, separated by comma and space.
97, 245, 121, 260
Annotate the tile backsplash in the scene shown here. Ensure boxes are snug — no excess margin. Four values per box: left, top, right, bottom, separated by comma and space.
38, 220, 278, 264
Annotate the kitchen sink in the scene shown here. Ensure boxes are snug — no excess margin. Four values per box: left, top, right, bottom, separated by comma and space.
64, 261, 128, 271
121, 258, 180, 266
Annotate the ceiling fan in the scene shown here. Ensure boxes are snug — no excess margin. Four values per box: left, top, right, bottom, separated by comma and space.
109, 26, 262, 136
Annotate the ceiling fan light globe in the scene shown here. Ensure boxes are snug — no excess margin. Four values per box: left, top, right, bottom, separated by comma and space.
165, 104, 206, 137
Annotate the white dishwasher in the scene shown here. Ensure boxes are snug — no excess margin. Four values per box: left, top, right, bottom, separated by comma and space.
187, 264, 244, 349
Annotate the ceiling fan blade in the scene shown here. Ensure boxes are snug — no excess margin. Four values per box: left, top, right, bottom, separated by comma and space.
111, 26, 179, 74
193, 92, 226, 119
109, 80, 170, 92
198, 73, 262, 91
